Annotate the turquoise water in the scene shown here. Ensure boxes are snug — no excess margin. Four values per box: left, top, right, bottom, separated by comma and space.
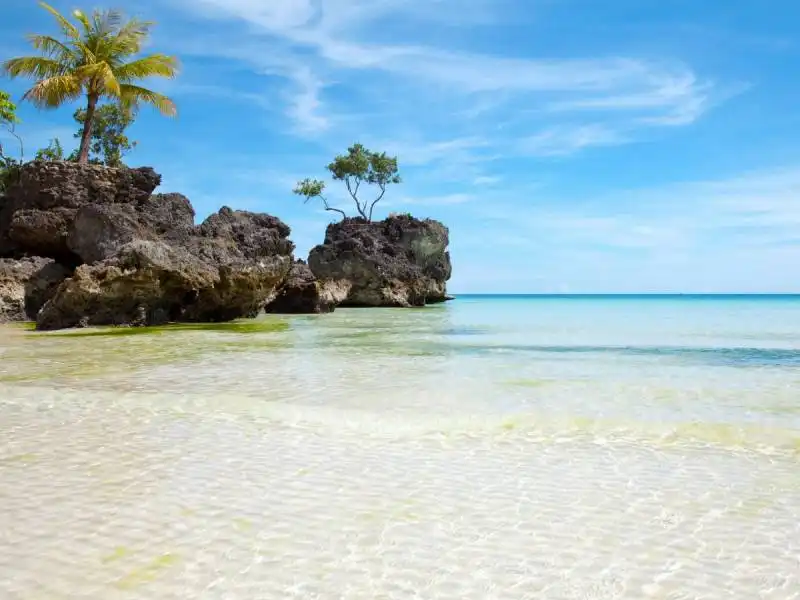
1, 295, 799, 598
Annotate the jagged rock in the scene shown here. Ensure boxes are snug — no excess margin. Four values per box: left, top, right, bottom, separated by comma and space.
38, 211, 294, 330
199, 207, 293, 259
66, 193, 196, 265
308, 215, 452, 307
0, 160, 160, 260
265, 261, 340, 314
0, 161, 296, 330
67, 204, 147, 264
7, 207, 76, 260
0, 256, 71, 322
141, 193, 196, 241
6, 160, 159, 209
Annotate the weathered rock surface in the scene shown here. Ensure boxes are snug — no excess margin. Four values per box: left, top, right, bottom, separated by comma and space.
265, 260, 341, 314
0, 257, 71, 322
0, 160, 160, 260
3, 161, 455, 326
308, 215, 452, 307
0, 160, 297, 330
37, 208, 293, 330
8, 160, 160, 209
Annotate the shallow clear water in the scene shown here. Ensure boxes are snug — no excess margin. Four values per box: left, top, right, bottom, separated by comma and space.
1, 295, 799, 599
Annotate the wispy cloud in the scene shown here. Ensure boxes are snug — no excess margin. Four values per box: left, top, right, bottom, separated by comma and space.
284, 67, 329, 134
164, 0, 721, 158
518, 124, 627, 156
476, 165, 800, 252
390, 192, 477, 207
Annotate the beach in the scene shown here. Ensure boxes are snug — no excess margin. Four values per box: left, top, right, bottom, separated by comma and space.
1, 295, 799, 599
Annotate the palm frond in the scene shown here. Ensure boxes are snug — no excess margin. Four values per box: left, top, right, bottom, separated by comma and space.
26, 34, 77, 62
38, 2, 80, 40
119, 84, 177, 116
2, 56, 65, 80
97, 61, 121, 97
93, 8, 124, 37
71, 9, 92, 36
112, 18, 153, 56
116, 54, 178, 81
74, 62, 121, 96
22, 75, 83, 108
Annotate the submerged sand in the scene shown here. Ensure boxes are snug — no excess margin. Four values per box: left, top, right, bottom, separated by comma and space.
1, 303, 799, 599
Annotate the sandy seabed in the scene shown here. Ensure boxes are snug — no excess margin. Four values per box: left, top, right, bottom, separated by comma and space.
1, 305, 799, 599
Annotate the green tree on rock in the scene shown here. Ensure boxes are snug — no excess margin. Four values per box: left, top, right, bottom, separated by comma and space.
2, 1, 178, 164
0, 90, 23, 159
294, 143, 401, 222
0, 90, 23, 192
71, 103, 136, 166
34, 138, 65, 161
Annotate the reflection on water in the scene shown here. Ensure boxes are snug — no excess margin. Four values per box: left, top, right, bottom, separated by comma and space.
1, 297, 799, 599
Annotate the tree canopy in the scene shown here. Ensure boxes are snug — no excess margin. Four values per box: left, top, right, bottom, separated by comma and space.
294, 143, 401, 222
0, 90, 23, 192
72, 102, 136, 166
2, 1, 178, 163
0, 90, 23, 159
0, 91, 19, 126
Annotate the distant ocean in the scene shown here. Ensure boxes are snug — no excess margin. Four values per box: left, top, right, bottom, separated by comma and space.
2, 293, 799, 598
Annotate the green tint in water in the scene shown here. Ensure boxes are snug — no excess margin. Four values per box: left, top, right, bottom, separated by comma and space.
4, 322, 37, 331
37, 319, 291, 338
114, 553, 181, 590
0, 318, 292, 384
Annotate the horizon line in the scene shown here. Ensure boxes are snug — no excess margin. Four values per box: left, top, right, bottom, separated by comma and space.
449, 292, 800, 296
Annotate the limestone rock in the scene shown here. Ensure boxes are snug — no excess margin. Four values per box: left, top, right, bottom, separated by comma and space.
0, 256, 71, 322
6, 160, 159, 209
38, 211, 294, 330
0, 160, 160, 260
308, 215, 452, 307
265, 261, 340, 314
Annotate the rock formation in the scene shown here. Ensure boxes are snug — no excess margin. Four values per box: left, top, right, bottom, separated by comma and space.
265, 260, 341, 314
0, 257, 71, 323
0, 160, 160, 262
307, 215, 451, 307
1, 161, 294, 330
0, 161, 455, 327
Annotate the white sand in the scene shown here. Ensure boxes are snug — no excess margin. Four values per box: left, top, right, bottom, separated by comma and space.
1, 310, 799, 599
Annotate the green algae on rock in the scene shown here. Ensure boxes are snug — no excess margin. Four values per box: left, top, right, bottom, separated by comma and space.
35, 318, 291, 338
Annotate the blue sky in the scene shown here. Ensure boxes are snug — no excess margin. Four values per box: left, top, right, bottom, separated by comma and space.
2, 0, 800, 293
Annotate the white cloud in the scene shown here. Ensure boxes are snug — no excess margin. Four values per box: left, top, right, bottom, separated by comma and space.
474, 165, 800, 254
392, 192, 476, 207
284, 67, 329, 134
518, 124, 627, 156
165, 0, 719, 153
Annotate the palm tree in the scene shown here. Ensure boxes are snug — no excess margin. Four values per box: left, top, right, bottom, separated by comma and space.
2, 2, 178, 164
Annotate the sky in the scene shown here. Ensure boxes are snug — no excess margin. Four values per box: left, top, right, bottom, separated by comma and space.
2, 0, 800, 293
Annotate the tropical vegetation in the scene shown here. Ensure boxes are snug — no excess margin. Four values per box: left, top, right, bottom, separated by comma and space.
1, 1, 177, 164
0, 90, 23, 192
294, 143, 402, 222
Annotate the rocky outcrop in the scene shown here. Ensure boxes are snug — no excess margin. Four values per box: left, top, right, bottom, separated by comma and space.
0, 160, 160, 261
265, 260, 341, 314
307, 215, 451, 307
37, 208, 294, 330
0, 257, 71, 323
1, 161, 295, 330
2, 162, 456, 326
65, 193, 196, 264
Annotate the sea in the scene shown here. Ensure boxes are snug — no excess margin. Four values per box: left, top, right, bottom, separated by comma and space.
1, 294, 799, 599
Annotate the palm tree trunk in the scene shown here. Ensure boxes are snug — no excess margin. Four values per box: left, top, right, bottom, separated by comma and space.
77, 94, 98, 164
